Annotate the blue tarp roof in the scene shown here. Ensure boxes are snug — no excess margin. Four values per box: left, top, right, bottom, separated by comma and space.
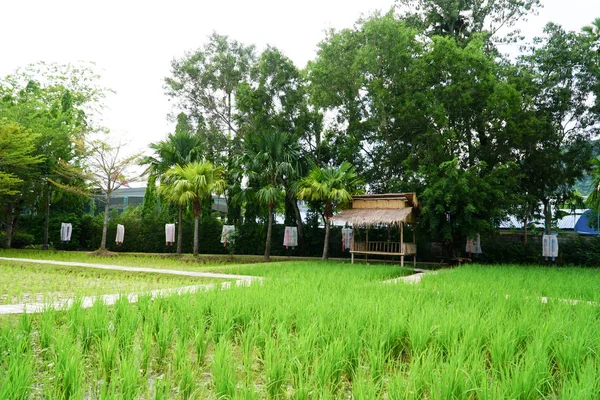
575, 210, 599, 235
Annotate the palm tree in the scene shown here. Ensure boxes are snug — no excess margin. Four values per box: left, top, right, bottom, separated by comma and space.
582, 18, 600, 41
242, 131, 300, 260
141, 128, 203, 254
161, 162, 225, 256
586, 158, 600, 231
297, 162, 363, 260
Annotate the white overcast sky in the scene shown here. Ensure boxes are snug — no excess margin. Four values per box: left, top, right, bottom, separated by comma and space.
2, 0, 599, 155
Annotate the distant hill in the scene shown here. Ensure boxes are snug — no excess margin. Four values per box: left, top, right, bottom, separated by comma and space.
575, 174, 593, 196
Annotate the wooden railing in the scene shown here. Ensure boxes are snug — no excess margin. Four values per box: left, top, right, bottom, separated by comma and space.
352, 241, 416, 255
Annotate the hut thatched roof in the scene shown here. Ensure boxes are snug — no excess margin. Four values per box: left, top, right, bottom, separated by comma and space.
331, 207, 413, 227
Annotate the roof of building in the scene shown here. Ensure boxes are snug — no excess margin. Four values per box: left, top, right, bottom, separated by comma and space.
331, 207, 413, 227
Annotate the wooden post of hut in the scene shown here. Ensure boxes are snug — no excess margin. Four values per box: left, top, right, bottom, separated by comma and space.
332, 193, 420, 265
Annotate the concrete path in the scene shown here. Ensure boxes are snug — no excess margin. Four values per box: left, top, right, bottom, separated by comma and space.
383, 269, 437, 284
0, 257, 261, 281
0, 279, 256, 315
0, 257, 263, 315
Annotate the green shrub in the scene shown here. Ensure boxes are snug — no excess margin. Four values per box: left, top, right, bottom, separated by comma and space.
11, 232, 35, 249
0, 231, 6, 248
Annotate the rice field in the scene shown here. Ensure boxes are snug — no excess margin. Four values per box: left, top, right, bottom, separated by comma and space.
0, 261, 227, 305
1, 254, 599, 399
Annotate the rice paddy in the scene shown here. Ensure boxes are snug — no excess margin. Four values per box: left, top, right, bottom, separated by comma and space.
0, 261, 227, 306
1, 253, 599, 399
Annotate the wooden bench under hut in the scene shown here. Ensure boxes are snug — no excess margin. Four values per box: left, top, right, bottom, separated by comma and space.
332, 193, 419, 266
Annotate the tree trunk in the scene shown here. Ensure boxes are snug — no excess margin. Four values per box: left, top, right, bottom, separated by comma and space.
193, 215, 199, 256
543, 199, 552, 235
100, 199, 110, 250
264, 203, 273, 261
177, 204, 183, 255
43, 185, 50, 250
523, 215, 528, 245
5, 204, 13, 248
193, 199, 200, 256
322, 216, 331, 261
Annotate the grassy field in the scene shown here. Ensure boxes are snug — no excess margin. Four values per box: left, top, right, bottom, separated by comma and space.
1, 253, 599, 399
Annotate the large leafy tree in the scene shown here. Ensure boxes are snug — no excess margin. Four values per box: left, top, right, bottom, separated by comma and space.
0, 120, 43, 195
297, 162, 363, 260
0, 63, 106, 248
514, 23, 599, 234
161, 162, 225, 256
397, 0, 542, 42
308, 13, 427, 192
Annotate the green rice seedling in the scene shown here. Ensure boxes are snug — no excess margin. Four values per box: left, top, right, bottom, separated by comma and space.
488, 326, 518, 375
140, 324, 154, 374
429, 350, 471, 399
89, 299, 110, 344
99, 334, 119, 384
342, 324, 362, 378
194, 317, 209, 366
0, 332, 34, 400
553, 316, 594, 376
113, 297, 139, 354
233, 382, 261, 400
212, 339, 237, 399
19, 312, 32, 338
262, 334, 287, 398
407, 309, 435, 356
351, 367, 379, 400
289, 357, 310, 400
117, 352, 140, 400
241, 321, 258, 374
154, 375, 172, 400
311, 338, 346, 394
177, 357, 197, 400
53, 330, 83, 399
366, 333, 389, 388
507, 336, 553, 399
99, 378, 117, 400
559, 358, 598, 399
154, 311, 174, 366
38, 308, 56, 353
66, 297, 84, 339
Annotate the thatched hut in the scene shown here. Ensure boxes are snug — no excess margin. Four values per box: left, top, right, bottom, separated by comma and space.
332, 193, 419, 266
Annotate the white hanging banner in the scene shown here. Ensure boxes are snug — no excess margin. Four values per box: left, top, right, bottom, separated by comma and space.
165, 223, 176, 246
465, 234, 482, 255
221, 225, 235, 247
542, 235, 558, 259
342, 228, 353, 250
283, 226, 298, 249
60, 223, 72, 242
115, 224, 125, 246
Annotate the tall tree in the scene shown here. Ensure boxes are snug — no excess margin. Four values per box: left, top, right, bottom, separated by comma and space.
297, 162, 363, 260
0, 63, 104, 248
165, 33, 256, 225
161, 162, 225, 256
141, 114, 205, 254
397, 0, 542, 42
515, 23, 599, 234
237, 47, 316, 250
239, 131, 300, 261
56, 138, 142, 250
